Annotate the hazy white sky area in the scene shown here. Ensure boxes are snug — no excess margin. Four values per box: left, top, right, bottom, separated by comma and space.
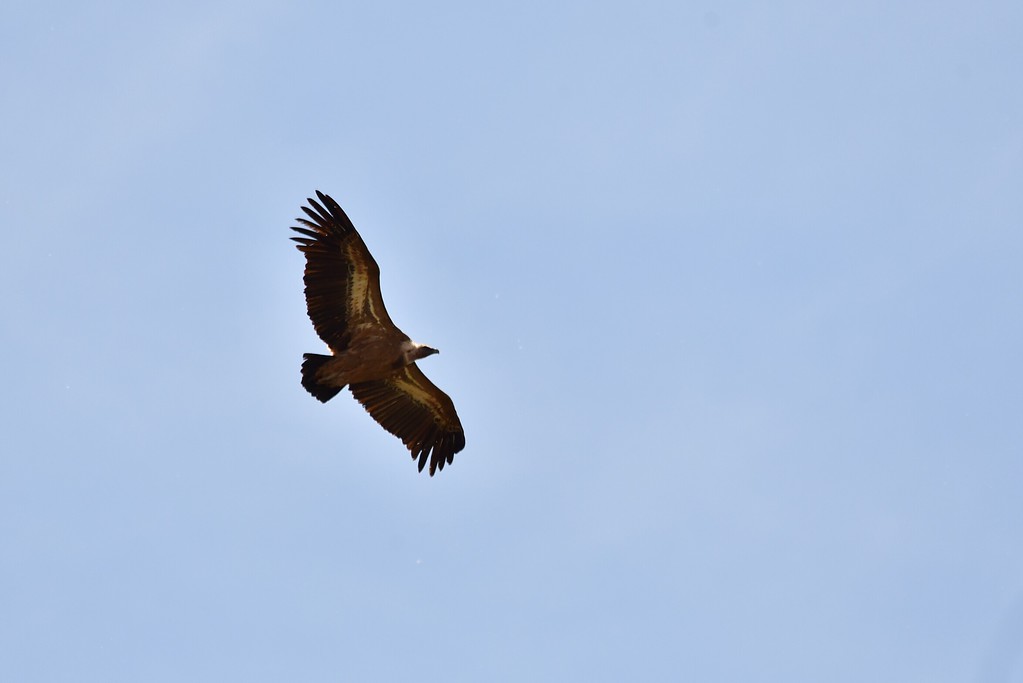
3, 2, 1022, 681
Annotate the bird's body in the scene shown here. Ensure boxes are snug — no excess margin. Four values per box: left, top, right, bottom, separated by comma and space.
308, 336, 426, 387
291, 191, 465, 475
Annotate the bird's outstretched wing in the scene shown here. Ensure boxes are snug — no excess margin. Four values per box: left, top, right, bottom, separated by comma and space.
290, 191, 397, 351
349, 364, 466, 475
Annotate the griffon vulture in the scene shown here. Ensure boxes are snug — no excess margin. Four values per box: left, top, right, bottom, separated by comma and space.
290, 191, 465, 475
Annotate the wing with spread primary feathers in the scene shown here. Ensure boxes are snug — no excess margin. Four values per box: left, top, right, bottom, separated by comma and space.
290, 191, 397, 351
349, 364, 465, 475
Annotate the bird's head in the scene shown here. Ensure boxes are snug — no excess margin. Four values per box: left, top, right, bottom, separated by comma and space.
403, 341, 439, 364
413, 345, 440, 361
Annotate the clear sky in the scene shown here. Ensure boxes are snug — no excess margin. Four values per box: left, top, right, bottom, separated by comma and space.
3, 1, 1022, 681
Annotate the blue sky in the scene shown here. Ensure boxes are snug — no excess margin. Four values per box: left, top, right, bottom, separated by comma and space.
3, 1, 1022, 681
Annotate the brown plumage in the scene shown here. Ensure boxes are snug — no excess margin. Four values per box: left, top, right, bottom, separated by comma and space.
290, 191, 465, 475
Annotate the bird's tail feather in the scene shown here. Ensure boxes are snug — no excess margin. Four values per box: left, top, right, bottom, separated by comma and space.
301, 353, 343, 403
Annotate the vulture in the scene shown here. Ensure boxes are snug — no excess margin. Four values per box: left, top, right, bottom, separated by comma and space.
290, 191, 465, 475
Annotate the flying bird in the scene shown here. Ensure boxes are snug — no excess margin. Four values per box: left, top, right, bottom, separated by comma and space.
290, 191, 465, 475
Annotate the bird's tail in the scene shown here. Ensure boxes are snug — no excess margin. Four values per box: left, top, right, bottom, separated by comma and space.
301, 353, 343, 403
